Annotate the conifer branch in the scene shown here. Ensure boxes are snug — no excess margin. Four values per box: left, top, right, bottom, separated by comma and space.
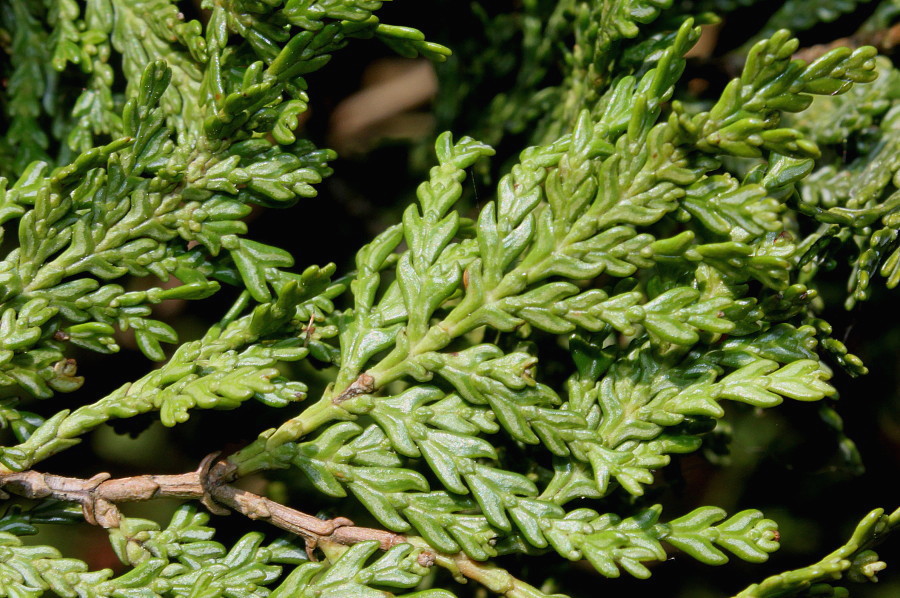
0, 456, 561, 595
2, 1, 899, 596
0, 454, 406, 550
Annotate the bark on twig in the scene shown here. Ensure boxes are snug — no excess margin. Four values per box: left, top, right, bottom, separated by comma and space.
0, 453, 406, 556
0, 455, 545, 587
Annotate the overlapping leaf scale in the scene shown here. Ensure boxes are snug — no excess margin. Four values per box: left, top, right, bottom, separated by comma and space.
286, 416, 780, 578
290, 422, 499, 559
0, 504, 307, 598
494, 282, 737, 345
62, 0, 122, 153
788, 57, 897, 147
213, 0, 450, 64
679, 175, 784, 243
361, 384, 569, 545
0, 66, 206, 365
736, 507, 900, 597
0, 280, 327, 472
537, 324, 835, 501
415, 346, 581, 452
504, 111, 702, 291
269, 540, 448, 598
385, 122, 711, 356
356, 329, 824, 515
349, 27, 707, 392
789, 96, 899, 220
541, 505, 779, 579
677, 30, 879, 159
0, 60, 338, 377
600, 0, 674, 44
380, 317, 833, 504
110, 0, 206, 133
787, 60, 900, 307
356, 24, 833, 410
423, 33, 801, 351
333, 134, 492, 392
0, 5, 349, 362
541, 0, 679, 140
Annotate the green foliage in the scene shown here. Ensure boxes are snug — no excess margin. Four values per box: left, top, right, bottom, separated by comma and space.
735, 507, 900, 597
0, 1, 899, 597
0, 504, 309, 597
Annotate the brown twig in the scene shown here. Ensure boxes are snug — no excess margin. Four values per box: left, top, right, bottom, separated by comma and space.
0, 454, 552, 592
0, 454, 406, 557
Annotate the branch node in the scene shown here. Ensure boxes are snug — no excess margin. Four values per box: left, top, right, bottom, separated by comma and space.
80, 472, 116, 527
328, 516, 355, 532
332, 373, 375, 404
88, 472, 113, 486
197, 452, 230, 516
89, 497, 122, 528
303, 516, 355, 560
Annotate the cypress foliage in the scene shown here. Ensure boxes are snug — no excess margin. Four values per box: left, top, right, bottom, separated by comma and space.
0, 1, 898, 596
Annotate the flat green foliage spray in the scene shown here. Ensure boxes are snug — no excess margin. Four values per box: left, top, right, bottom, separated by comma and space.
0, 1, 898, 596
